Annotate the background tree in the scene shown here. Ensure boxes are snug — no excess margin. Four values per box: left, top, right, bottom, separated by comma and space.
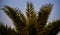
0, 22, 21, 35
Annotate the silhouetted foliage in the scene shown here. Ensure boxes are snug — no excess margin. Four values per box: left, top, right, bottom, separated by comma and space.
0, 22, 21, 35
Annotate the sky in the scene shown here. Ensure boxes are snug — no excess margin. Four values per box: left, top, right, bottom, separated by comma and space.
0, 0, 60, 25
0, 0, 60, 34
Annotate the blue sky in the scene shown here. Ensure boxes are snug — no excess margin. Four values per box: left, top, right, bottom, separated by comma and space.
0, 0, 60, 27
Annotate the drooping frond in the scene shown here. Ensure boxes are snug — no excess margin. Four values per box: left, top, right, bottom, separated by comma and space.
2, 6, 27, 32
37, 4, 53, 31
39, 20, 60, 35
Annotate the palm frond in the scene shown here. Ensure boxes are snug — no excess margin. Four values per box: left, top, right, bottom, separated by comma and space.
2, 6, 26, 31
26, 2, 37, 35
37, 4, 53, 31
39, 20, 60, 35
26, 2, 37, 25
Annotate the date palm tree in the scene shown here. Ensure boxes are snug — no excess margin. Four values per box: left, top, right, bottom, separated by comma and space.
0, 2, 60, 35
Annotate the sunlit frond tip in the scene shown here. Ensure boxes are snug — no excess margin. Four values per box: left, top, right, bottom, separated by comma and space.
40, 3, 53, 13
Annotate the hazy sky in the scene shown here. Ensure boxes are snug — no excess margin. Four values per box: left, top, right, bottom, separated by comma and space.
0, 0, 60, 27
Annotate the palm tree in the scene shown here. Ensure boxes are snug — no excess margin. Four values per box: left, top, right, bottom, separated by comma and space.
0, 2, 60, 35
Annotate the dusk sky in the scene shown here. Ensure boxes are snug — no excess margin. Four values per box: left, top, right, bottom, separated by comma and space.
0, 0, 60, 35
